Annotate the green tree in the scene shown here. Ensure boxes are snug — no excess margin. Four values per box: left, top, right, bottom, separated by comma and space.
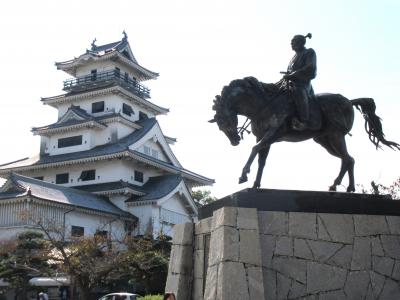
40, 232, 124, 300
123, 235, 171, 295
0, 231, 51, 300
34, 215, 171, 299
192, 189, 217, 206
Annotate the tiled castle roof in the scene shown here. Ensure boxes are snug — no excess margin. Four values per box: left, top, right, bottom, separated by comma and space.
0, 118, 214, 186
55, 33, 158, 80
0, 173, 136, 219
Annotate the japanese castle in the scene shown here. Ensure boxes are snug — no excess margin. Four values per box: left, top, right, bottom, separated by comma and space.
0, 33, 213, 240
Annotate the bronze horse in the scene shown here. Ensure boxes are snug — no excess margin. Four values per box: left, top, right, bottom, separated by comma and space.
209, 77, 399, 192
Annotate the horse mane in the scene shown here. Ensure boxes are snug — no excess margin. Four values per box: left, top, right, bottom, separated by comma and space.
212, 77, 279, 112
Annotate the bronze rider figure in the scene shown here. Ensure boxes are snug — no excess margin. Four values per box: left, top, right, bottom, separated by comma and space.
282, 33, 316, 130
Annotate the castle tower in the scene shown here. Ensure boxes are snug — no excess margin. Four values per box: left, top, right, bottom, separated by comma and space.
0, 33, 213, 237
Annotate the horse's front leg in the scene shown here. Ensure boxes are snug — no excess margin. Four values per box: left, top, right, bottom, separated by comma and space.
239, 129, 278, 184
253, 146, 270, 188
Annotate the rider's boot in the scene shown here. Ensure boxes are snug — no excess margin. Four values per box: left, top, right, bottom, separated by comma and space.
292, 117, 307, 131
292, 90, 309, 131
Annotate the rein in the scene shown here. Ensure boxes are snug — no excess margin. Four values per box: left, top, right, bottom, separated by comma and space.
237, 118, 252, 140
234, 78, 290, 140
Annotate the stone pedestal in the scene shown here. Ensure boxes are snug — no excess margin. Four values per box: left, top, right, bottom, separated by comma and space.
165, 189, 400, 300
165, 222, 194, 300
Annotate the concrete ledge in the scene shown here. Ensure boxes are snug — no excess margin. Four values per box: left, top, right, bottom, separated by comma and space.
199, 188, 396, 219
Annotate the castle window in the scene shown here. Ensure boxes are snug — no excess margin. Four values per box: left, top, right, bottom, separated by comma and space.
71, 225, 84, 237
56, 173, 69, 184
144, 146, 151, 155
124, 72, 129, 82
134, 171, 144, 183
122, 50, 130, 59
92, 101, 104, 113
152, 149, 159, 159
115, 67, 120, 78
139, 111, 148, 120
91, 69, 97, 81
123, 103, 134, 116
79, 170, 96, 181
58, 135, 82, 148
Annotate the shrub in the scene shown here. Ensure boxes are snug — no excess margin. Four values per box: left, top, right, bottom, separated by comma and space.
137, 295, 163, 300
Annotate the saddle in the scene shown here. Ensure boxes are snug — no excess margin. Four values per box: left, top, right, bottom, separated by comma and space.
297, 96, 322, 131
292, 94, 353, 132
263, 80, 322, 131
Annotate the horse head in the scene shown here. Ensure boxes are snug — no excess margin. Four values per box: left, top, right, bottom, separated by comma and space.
209, 77, 271, 146
209, 94, 241, 146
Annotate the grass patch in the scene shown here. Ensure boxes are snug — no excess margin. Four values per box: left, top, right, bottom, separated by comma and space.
137, 295, 163, 300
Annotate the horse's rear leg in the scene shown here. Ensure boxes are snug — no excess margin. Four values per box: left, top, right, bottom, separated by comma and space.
314, 134, 355, 192
330, 160, 350, 191
330, 134, 355, 192
253, 146, 270, 188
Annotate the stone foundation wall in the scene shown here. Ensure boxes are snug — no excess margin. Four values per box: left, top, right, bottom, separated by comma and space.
202, 207, 264, 300
165, 222, 194, 300
259, 211, 400, 299
166, 206, 400, 299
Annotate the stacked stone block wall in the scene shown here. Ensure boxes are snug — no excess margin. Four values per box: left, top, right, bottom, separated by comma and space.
193, 216, 213, 300
260, 211, 400, 299
165, 222, 194, 300
202, 207, 265, 300
166, 207, 400, 299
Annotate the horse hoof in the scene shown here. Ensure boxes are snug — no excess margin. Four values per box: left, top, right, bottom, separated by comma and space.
347, 186, 355, 193
252, 182, 260, 189
329, 186, 336, 192
239, 176, 248, 184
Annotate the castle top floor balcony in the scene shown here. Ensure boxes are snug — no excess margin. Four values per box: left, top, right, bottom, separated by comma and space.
63, 70, 151, 98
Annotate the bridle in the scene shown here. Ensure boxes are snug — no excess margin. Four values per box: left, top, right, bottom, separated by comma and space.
236, 78, 290, 140
237, 118, 251, 140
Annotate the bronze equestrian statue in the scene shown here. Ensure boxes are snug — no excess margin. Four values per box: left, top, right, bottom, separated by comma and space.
209, 34, 399, 192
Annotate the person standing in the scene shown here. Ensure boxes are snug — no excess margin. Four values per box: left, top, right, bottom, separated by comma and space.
38, 292, 48, 300
163, 292, 176, 300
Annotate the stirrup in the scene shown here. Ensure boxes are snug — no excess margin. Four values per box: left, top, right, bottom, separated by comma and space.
292, 118, 307, 131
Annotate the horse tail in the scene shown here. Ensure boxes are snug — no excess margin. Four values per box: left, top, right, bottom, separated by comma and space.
351, 98, 400, 150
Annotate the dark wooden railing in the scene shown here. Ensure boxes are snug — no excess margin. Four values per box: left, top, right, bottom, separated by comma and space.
63, 70, 150, 98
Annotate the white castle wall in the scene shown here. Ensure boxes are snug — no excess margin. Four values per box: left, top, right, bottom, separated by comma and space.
56, 93, 155, 122
137, 139, 169, 162
127, 194, 192, 237
65, 210, 126, 240
21, 159, 162, 187
40, 122, 142, 156
75, 61, 117, 77
109, 194, 130, 211
158, 194, 192, 237
44, 128, 92, 155
0, 200, 128, 242
0, 227, 38, 240
128, 204, 153, 235
75, 60, 145, 83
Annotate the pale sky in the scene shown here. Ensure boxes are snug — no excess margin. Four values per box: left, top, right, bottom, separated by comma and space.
0, 0, 399, 198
